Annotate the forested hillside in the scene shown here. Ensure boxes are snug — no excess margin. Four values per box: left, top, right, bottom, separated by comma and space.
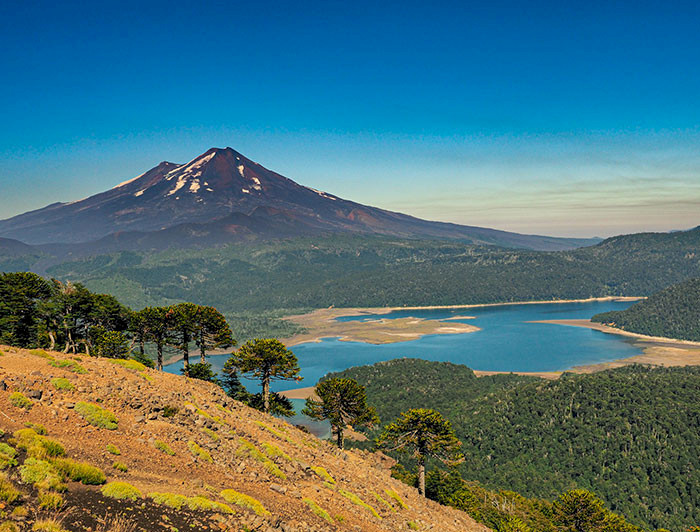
328, 359, 700, 530
2, 228, 696, 322
592, 277, 700, 341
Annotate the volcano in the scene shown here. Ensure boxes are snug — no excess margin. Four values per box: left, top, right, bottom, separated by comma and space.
0, 147, 597, 250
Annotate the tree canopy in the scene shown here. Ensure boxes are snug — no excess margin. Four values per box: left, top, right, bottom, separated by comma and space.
303, 377, 378, 448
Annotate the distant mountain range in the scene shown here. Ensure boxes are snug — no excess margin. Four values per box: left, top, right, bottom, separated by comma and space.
0, 147, 598, 251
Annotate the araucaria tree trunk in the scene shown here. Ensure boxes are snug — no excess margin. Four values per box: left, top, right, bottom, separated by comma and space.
336, 426, 345, 449
157, 342, 164, 371
262, 374, 270, 413
418, 455, 426, 496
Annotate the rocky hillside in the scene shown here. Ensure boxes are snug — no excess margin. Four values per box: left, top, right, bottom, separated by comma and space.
0, 346, 489, 532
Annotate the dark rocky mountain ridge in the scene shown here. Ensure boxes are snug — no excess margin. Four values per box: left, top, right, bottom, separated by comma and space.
0, 147, 598, 251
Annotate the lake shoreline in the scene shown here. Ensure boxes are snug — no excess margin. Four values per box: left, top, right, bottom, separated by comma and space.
280, 296, 642, 347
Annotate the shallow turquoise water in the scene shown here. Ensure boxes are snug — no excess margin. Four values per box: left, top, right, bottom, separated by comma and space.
166, 300, 640, 390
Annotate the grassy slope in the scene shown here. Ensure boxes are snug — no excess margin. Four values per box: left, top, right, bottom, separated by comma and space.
0, 346, 488, 532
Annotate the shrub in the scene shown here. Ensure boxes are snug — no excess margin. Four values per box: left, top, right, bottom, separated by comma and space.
52, 458, 106, 484
149, 492, 188, 510
106, 444, 121, 455
19, 458, 65, 491
220, 489, 269, 516
74, 402, 118, 430
13, 429, 65, 459
28, 349, 52, 359
311, 466, 335, 484
32, 519, 70, 532
0, 521, 20, 532
162, 405, 178, 418
373, 491, 396, 512
51, 378, 74, 391
153, 440, 175, 456
408, 521, 419, 530
101, 481, 142, 500
0, 443, 18, 469
0, 473, 21, 503
24, 422, 47, 434
304, 498, 333, 523
10, 507, 28, 518
109, 359, 147, 372
201, 427, 219, 441
9, 392, 33, 409
237, 438, 285, 479
38, 489, 64, 510
261, 442, 293, 462
186, 496, 233, 513
385, 488, 408, 509
338, 489, 381, 519
149, 492, 233, 513
113, 461, 128, 472
187, 441, 212, 463
49, 359, 87, 374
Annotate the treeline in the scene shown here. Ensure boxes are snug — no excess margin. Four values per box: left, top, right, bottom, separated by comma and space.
328, 359, 700, 531
33, 228, 700, 318
0, 272, 232, 371
592, 278, 700, 341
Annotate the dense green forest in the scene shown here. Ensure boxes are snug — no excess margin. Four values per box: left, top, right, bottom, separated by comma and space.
592, 277, 700, 341
1, 228, 695, 339
328, 359, 700, 531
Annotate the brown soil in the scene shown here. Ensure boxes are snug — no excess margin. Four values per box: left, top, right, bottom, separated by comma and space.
0, 346, 490, 532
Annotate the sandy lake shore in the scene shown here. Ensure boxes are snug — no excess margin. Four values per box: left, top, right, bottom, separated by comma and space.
279, 296, 642, 348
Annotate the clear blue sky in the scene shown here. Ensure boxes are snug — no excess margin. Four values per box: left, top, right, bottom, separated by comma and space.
1, 0, 699, 237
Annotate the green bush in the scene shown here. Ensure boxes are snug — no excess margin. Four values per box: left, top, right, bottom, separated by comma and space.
13, 429, 65, 459
101, 481, 142, 500
24, 422, 47, 435
220, 489, 269, 516
237, 438, 285, 479
19, 458, 65, 491
52, 458, 106, 485
0, 521, 20, 532
38, 490, 64, 510
109, 358, 147, 372
51, 378, 74, 391
0, 443, 18, 470
112, 461, 128, 472
32, 519, 70, 532
48, 359, 87, 374
187, 441, 212, 463
0, 473, 21, 504
153, 440, 175, 456
106, 443, 121, 455
74, 402, 118, 430
311, 466, 335, 484
9, 392, 33, 409
385, 488, 408, 509
338, 489, 381, 519
304, 498, 333, 523
149, 492, 233, 513
28, 349, 52, 359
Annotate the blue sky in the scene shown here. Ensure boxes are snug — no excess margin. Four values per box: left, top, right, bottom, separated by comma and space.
1, 0, 699, 237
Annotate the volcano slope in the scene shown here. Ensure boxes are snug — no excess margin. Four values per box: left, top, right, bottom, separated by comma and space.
0, 346, 489, 532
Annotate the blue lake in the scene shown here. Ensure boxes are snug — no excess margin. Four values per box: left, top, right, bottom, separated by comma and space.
165, 299, 640, 392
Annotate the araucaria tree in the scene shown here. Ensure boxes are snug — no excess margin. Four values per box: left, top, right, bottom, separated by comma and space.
140, 306, 174, 370
377, 408, 463, 496
303, 377, 379, 449
230, 338, 301, 413
170, 302, 200, 376
194, 305, 234, 363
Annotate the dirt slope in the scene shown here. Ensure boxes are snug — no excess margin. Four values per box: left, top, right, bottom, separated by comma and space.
0, 346, 489, 532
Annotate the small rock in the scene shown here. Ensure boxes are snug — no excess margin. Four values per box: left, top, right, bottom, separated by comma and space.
269, 483, 287, 494
26, 389, 42, 400
134, 415, 146, 423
